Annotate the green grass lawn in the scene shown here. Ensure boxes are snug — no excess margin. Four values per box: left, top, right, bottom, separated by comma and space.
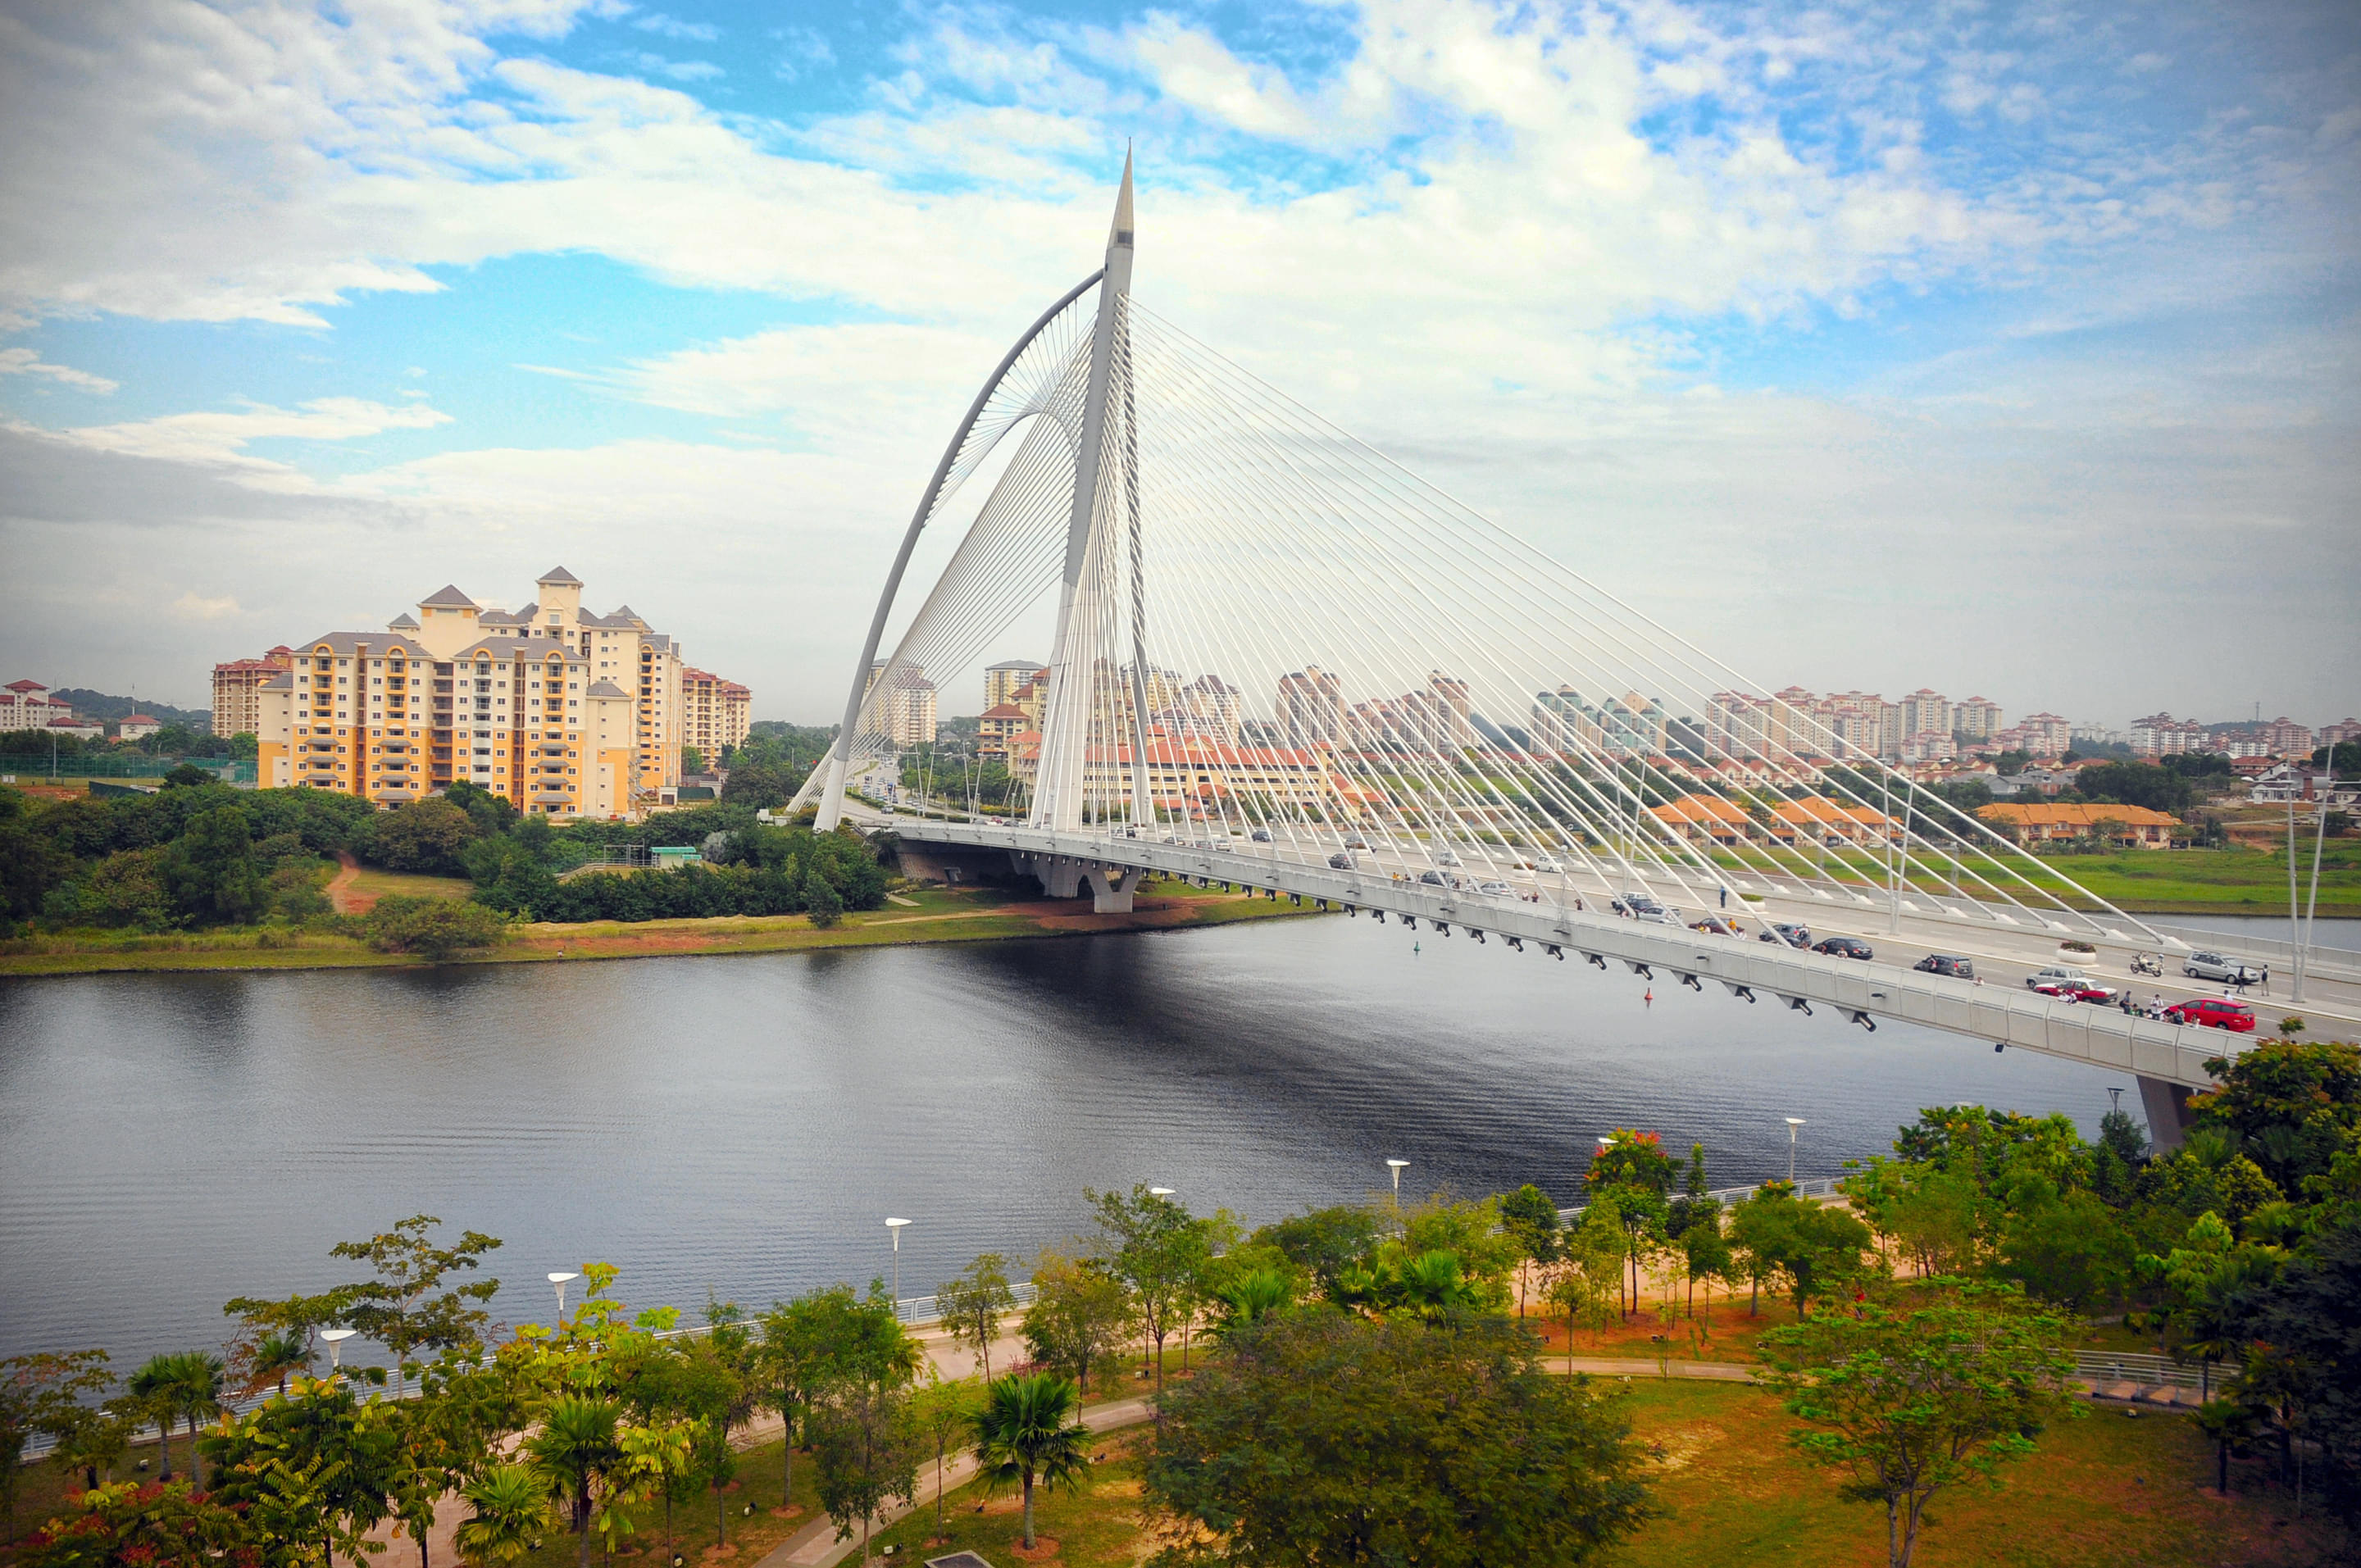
1704, 842, 2361, 915
344, 866, 475, 902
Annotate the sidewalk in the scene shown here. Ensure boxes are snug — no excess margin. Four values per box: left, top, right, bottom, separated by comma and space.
750, 1398, 1152, 1568
1563, 1357, 1759, 1383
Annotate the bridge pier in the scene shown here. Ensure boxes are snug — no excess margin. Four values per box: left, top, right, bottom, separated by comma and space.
2137, 1076, 2196, 1153
1082, 865, 1145, 914
1009, 853, 1144, 911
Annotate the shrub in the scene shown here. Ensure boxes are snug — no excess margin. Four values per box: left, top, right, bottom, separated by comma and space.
2281, 1016, 2306, 1036
364, 894, 508, 961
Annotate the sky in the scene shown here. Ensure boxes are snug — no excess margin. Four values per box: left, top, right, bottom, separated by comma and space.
1, 0, 2355, 727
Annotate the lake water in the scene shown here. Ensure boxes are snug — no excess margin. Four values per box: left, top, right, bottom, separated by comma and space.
0, 913, 2337, 1368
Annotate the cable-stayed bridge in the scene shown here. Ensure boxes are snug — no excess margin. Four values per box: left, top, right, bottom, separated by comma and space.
792, 157, 2358, 1144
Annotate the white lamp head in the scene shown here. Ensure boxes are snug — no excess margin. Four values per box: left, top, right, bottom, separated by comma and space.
1786, 1118, 1806, 1129
1149, 1187, 1176, 1197
1385, 1160, 1408, 1170
547, 1271, 580, 1285
319, 1328, 357, 1369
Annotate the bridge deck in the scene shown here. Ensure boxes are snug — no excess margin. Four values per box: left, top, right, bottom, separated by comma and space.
888, 817, 2359, 1095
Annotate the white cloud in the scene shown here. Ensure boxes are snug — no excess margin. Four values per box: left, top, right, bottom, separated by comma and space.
171, 591, 243, 620
630, 11, 718, 42
64, 397, 454, 470
0, 346, 116, 393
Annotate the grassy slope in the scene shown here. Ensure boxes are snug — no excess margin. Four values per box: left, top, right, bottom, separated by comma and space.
1708, 842, 2361, 916
0, 882, 1322, 977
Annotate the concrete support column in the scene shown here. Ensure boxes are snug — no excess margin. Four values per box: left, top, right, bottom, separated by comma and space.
2137, 1075, 2195, 1153
1009, 852, 1085, 898
1084, 865, 1145, 913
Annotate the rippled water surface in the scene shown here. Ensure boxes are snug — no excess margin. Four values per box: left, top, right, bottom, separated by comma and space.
1, 913, 2330, 1365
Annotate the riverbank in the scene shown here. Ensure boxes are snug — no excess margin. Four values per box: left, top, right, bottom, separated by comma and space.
0, 880, 1325, 977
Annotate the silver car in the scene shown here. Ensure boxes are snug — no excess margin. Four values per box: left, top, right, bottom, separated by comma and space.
1476, 880, 1512, 896
1435, 849, 1463, 867
2182, 951, 2268, 986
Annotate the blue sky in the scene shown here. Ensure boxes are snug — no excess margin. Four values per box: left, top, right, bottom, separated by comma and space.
1, 0, 2354, 723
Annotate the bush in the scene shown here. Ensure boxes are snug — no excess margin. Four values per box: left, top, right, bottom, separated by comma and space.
364, 894, 508, 961
368, 798, 475, 874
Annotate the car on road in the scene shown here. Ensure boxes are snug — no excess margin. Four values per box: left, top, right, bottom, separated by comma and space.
1249, 828, 1272, 843
1476, 880, 1513, 896
1613, 892, 1666, 917
2163, 998, 2257, 1032
2182, 951, 2268, 987
1344, 834, 1372, 850
1327, 852, 1354, 869
1435, 849, 1463, 866
1759, 921, 1811, 948
1913, 954, 1977, 979
1418, 870, 1450, 888
2032, 979, 2121, 1004
2027, 966, 2094, 991
1813, 935, 1873, 960
1530, 856, 1565, 873
1690, 914, 1745, 937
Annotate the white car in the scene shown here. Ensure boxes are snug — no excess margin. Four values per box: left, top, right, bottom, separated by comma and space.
1476, 880, 1513, 897
1531, 857, 1564, 873
1435, 849, 1463, 866
2027, 966, 2090, 990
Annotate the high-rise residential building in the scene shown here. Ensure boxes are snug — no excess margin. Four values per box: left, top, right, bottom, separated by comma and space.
680, 666, 751, 764
984, 660, 1046, 711
2320, 719, 2361, 748
2131, 711, 2205, 757
212, 648, 293, 737
1899, 689, 1950, 743
866, 662, 938, 747
2259, 717, 2315, 757
2013, 711, 2073, 757
1276, 666, 1344, 748
245, 567, 728, 817
1953, 697, 2002, 739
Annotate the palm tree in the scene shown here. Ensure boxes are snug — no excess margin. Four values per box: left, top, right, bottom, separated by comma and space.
971, 1373, 1089, 1552
248, 1330, 312, 1397
1398, 1250, 1476, 1323
526, 1396, 625, 1568
456, 1465, 549, 1566
161, 1352, 225, 1489
1209, 1270, 1295, 1340
126, 1356, 183, 1481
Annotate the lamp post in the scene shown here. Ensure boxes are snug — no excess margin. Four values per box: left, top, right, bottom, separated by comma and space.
548, 1270, 580, 1322
1385, 1159, 1408, 1198
320, 1329, 357, 1375
1784, 1118, 1806, 1184
885, 1218, 911, 1320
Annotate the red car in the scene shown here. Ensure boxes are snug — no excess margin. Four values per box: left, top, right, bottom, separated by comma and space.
2163, 998, 2257, 1032
2031, 980, 2120, 1005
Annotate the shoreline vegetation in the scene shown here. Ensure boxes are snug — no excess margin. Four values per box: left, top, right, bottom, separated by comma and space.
0, 881, 1320, 978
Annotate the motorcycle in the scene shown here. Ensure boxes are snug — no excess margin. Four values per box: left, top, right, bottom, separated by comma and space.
2130, 952, 2164, 979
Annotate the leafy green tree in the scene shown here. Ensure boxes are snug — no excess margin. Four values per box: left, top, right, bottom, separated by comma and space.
161, 806, 263, 925
241, 1330, 312, 1398
1552, 1196, 1628, 1345
909, 1375, 980, 1544
802, 866, 844, 928
1497, 1184, 1561, 1318
937, 1252, 1017, 1380
809, 1380, 919, 1566
1146, 1312, 1649, 1567
369, 800, 475, 875
2187, 1039, 2361, 1195
757, 1284, 919, 1510
1021, 1250, 1138, 1396
18, 1479, 256, 1567
2, 1351, 111, 1543
363, 895, 509, 961
1759, 1279, 2081, 1568
971, 1373, 1090, 1552
456, 1465, 549, 1566
617, 1419, 697, 1563
123, 1353, 220, 1488
680, 745, 706, 775
330, 1215, 502, 1399
200, 1371, 403, 1558
1844, 1162, 1985, 1279
1995, 1192, 2136, 1311
1729, 1190, 1877, 1319
526, 1396, 627, 1568
1088, 1184, 1201, 1396
1208, 1270, 1298, 1340
1251, 1207, 1381, 1298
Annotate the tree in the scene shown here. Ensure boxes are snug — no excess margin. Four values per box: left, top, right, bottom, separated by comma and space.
1145, 1312, 1649, 1567
1208, 1270, 1297, 1340
971, 1373, 1089, 1552
1087, 1184, 1200, 1396
243, 1330, 312, 1398
456, 1465, 549, 1566
364, 895, 509, 961
158, 1355, 222, 1492
19, 1479, 256, 1567
1729, 1190, 1877, 1319
938, 1252, 1017, 1381
123, 1355, 202, 1487
1252, 1207, 1381, 1298
1021, 1250, 1137, 1396
1995, 1193, 2136, 1311
330, 1215, 503, 1399
809, 1381, 919, 1566
802, 866, 844, 928
1759, 1279, 2080, 1568
525, 1395, 626, 1568
161, 806, 263, 925
370, 800, 475, 875
1498, 1184, 1561, 1318
909, 1375, 979, 1544
757, 1283, 919, 1512
681, 745, 706, 775
2, 1351, 111, 1543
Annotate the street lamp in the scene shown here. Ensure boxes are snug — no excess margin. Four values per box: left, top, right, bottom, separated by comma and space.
1149, 1188, 1176, 1198
320, 1329, 357, 1375
885, 1219, 912, 1317
1385, 1159, 1408, 1198
1784, 1118, 1806, 1184
548, 1271, 580, 1320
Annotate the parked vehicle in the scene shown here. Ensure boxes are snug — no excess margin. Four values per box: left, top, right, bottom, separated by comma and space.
2164, 998, 2257, 1032
2130, 952, 2164, 979
1476, 880, 1513, 896
1813, 935, 1873, 960
1328, 852, 1355, 870
2027, 966, 2093, 991
2182, 951, 2268, 987
1913, 954, 1977, 979
1759, 921, 1812, 948
2033, 979, 2121, 1004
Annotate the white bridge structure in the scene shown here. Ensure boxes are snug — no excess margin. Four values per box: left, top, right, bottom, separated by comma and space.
794, 159, 2358, 1146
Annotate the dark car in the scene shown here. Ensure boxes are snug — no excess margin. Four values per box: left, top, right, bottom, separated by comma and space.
1327, 852, 1354, 869
1759, 921, 1811, 948
1813, 935, 1873, 960
1913, 953, 1976, 980
1418, 870, 1449, 887
1249, 828, 1272, 843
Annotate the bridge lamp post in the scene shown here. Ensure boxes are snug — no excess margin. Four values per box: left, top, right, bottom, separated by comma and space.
548, 1270, 580, 1320
320, 1328, 357, 1377
885, 1218, 912, 1317
1784, 1119, 1806, 1184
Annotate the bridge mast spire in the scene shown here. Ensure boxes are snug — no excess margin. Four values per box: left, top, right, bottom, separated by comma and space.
1035, 150, 1150, 832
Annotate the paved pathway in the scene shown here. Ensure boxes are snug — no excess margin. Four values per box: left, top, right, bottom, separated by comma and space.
1563, 1356, 1759, 1383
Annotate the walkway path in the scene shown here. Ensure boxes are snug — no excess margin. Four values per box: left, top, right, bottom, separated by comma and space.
325, 852, 367, 915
